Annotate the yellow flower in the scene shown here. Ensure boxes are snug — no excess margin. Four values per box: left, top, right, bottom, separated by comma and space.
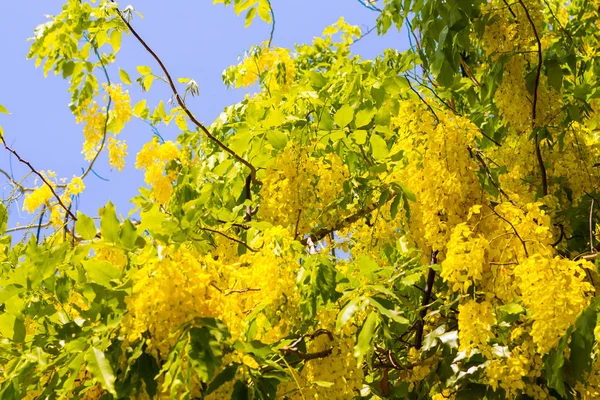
107, 136, 128, 171
23, 184, 53, 213
67, 175, 85, 195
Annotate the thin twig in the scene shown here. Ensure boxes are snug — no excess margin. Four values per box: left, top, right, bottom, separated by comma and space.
36, 205, 46, 244
517, 0, 547, 196
196, 226, 258, 252
0, 136, 77, 221
502, 0, 518, 19
486, 203, 529, 257
110, 2, 260, 184
81, 36, 112, 180
590, 198, 596, 254
301, 193, 397, 245
224, 288, 261, 296
5, 222, 52, 234
244, 174, 252, 222
414, 251, 438, 350
265, 0, 275, 47
404, 77, 439, 124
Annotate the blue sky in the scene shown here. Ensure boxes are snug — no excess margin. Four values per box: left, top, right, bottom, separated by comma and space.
0, 1, 408, 238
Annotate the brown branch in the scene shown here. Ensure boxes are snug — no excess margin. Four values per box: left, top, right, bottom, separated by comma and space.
517, 0, 547, 197
5, 221, 52, 234
485, 203, 529, 257
81, 37, 112, 180
460, 56, 481, 88
404, 77, 439, 124
244, 174, 252, 222
414, 251, 438, 350
502, 0, 518, 20
469, 148, 512, 200
300, 192, 398, 245
196, 226, 258, 252
0, 136, 77, 221
590, 197, 596, 253
111, 2, 260, 184
224, 287, 261, 296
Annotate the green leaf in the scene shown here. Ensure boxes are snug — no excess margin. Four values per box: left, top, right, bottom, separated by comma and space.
143, 75, 154, 91
351, 129, 367, 145
0, 104, 10, 114
337, 296, 364, 330
133, 99, 148, 118
75, 212, 97, 240
120, 219, 138, 249
205, 365, 239, 396
0, 203, 7, 234
85, 347, 117, 396
110, 29, 122, 53
355, 108, 376, 128
0, 314, 25, 342
137, 65, 152, 75
245, 7, 257, 28
354, 311, 379, 363
545, 329, 571, 397
266, 131, 288, 150
0, 284, 24, 303
257, 0, 272, 23
100, 201, 119, 243
334, 105, 354, 128
498, 302, 524, 315
370, 134, 389, 160
82, 260, 121, 287
119, 68, 132, 85
369, 297, 410, 325
569, 296, 600, 380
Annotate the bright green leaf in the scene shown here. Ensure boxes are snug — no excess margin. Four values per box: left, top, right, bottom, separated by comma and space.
119, 68, 132, 85
137, 65, 151, 75
370, 134, 389, 160
85, 347, 117, 396
266, 131, 288, 150
334, 105, 354, 128
100, 201, 119, 243
82, 260, 121, 287
75, 212, 97, 240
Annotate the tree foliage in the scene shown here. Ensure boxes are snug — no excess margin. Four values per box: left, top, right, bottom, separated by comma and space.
1, 0, 600, 399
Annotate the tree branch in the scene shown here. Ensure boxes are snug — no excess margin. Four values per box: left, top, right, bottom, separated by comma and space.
300, 192, 398, 245
517, 0, 547, 197
0, 136, 77, 221
414, 251, 438, 350
110, 2, 260, 184
265, 0, 275, 47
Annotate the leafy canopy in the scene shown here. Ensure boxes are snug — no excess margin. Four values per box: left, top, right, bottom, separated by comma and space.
2, 0, 600, 399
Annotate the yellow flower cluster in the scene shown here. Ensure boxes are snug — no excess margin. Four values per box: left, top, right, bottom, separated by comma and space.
135, 139, 180, 204
575, 358, 600, 399
276, 330, 363, 399
77, 100, 106, 161
23, 183, 53, 213
77, 84, 131, 167
259, 144, 350, 235
514, 256, 594, 354
486, 354, 529, 399
123, 227, 300, 357
457, 300, 495, 357
23, 172, 86, 229
388, 101, 482, 252
481, 0, 544, 60
104, 83, 132, 133
233, 45, 295, 91
107, 136, 128, 171
441, 222, 488, 293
